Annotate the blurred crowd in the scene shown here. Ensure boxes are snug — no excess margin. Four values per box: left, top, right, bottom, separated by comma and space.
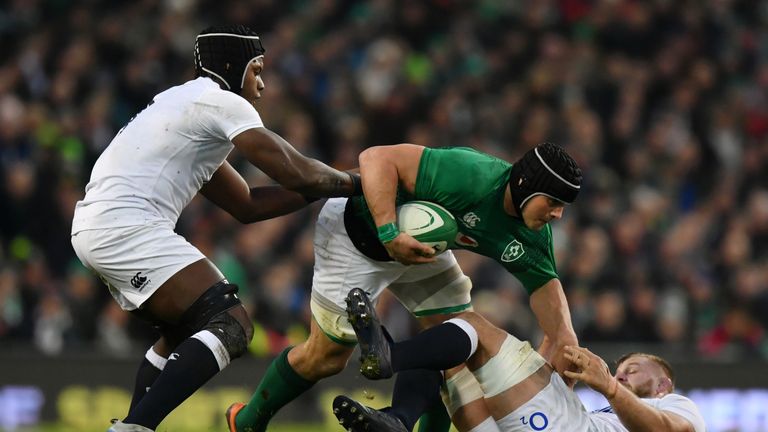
1, 0, 767, 362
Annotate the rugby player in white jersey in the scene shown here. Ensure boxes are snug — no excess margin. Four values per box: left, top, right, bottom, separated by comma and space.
334, 288, 706, 432
70, 25, 362, 432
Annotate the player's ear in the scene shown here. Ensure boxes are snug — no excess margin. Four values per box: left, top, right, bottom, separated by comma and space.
656, 376, 673, 397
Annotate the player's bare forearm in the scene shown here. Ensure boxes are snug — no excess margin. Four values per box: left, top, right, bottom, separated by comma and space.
529, 279, 577, 347
609, 387, 694, 432
359, 147, 402, 226
359, 144, 424, 226
232, 127, 358, 197
288, 157, 359, 197
530, 279, 578, 383
537, 334, 554, 360
606, 383, 693, 432
216, 186, 312, 224
359, 144, 437, 263
244, 186, 313, 221
563, 347, 693, 432
201, 162, 315, 223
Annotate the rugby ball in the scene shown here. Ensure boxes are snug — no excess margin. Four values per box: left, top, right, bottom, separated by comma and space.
396, 201, 458, 255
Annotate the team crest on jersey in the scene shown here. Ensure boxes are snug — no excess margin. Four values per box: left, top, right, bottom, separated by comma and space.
455, 233, 479, 248
461, 212, 481, 228
501, 239, 525, 262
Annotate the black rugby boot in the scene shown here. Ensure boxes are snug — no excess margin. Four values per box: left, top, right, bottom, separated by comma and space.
345, 288, 393, 379
333, 395, 408, 432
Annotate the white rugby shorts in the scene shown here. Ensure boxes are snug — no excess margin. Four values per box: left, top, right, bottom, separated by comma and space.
310, 198, 472, 344
71, 223, 205, 311
496, 373, 593, 431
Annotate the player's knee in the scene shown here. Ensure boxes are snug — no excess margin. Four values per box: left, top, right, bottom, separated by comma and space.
204, 310, 250, 360
242, 318, 254, 345
176, 282, 251, 368
227, 305, 254, 345
186, 311, 250, 371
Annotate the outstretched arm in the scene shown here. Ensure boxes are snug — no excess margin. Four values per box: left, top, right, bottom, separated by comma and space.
200, 161, 317, 223
529, 278, 578, 386
563, 347, 695, 432
358, 144, 436, 264
232, 127, 360, 198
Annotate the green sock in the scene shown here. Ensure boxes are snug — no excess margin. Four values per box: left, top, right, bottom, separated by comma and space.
416, 403, 452, 432
235, 347, 315, 432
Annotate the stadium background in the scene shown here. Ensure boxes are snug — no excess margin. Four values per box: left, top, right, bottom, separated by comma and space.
1, 0, 768, 430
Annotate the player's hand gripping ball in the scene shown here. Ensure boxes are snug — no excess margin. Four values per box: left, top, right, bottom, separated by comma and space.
396, 201, 458, 255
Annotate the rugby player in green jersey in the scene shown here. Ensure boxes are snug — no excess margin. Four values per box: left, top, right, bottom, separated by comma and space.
227, 142, 582, 432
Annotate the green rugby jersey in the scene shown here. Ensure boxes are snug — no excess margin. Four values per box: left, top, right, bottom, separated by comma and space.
349, 146, 558, 294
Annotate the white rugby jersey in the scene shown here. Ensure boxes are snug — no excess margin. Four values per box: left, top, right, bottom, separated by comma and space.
72, 77, 263, 233
589, 393, 706, 432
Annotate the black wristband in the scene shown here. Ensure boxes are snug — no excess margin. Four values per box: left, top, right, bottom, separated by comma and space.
347, 171, 363, 196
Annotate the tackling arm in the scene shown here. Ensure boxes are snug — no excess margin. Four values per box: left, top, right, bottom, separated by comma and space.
606, 385, 695, 432
232, 127, 359, 198
529, 278, 578, 385
563, 347, 695, 432
200, 161, 314, 223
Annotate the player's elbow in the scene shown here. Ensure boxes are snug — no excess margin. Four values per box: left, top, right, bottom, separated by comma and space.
359, 146, 381, 167
360, 143, 419, 169
360, 145, 396, 168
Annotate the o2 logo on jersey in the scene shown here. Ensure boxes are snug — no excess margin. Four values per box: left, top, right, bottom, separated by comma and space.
520, 412, 549, 430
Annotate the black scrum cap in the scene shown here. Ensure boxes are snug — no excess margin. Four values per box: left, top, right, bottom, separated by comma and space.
194, 25, 265, 94
508, 142, 582, 216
